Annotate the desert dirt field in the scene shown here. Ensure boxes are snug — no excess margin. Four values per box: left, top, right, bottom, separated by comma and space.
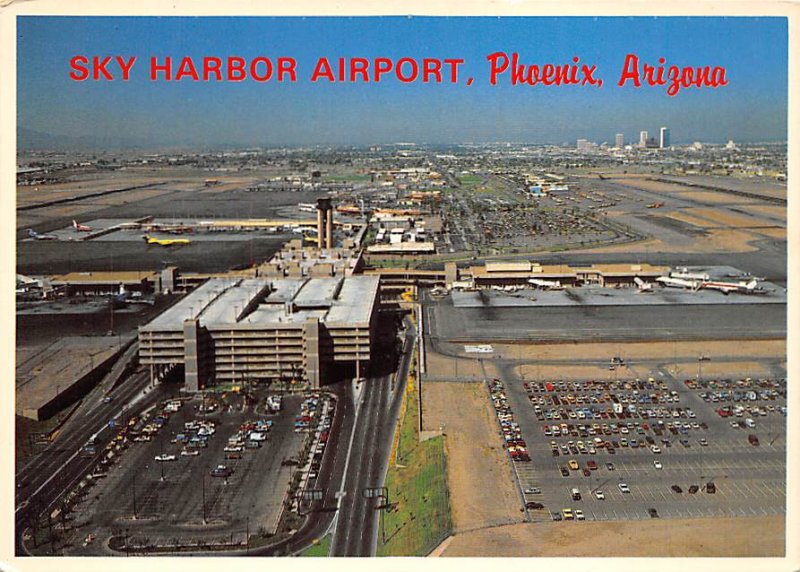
671, 190, 757, 205
750, 227, 787, 239
578, 228, 759, 254
686, 207, 783, 229
748, 204, 787, 221
670, 360, 773, 378
426, 351, 486, 380
436, 515, 785, 557
512, 363, 621, 380
606, 177, 778, 204
422, 382, 522, 532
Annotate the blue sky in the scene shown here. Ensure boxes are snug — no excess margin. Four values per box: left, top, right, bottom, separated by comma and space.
18, 16, 788, 147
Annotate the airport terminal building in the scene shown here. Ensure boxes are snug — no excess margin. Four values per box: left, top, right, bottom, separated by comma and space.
138, 275, 380, 390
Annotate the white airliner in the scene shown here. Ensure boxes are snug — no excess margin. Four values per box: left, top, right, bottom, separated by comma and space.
634, 277, 653, 292
27, 228, 57, 241
528, 278, 564, 290
656, 276, 701, 290
700, 278, 763, 295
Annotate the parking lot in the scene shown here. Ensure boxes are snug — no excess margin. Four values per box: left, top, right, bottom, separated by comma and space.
70, 389, 310, 554
486, 365, 786, 523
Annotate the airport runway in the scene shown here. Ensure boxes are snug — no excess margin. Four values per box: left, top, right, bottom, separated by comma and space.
17, 236, 291, 275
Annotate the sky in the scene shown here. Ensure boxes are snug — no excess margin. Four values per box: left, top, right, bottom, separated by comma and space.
17, 16, 788, 148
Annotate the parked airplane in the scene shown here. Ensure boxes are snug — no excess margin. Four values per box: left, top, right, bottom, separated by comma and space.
656, 276, 701, 290
528, 278, 564, 290
142, 235, 190, 246
27, 228, 57, 241
73, 220, 93, 232
634, 277, 653, 292
670, 268, 710, 281
700, 278, 764, 295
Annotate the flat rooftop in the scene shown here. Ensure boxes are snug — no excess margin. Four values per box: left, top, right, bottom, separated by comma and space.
141, 275, 379, 332
51, 270, 158, 283
142, 278, 240, 331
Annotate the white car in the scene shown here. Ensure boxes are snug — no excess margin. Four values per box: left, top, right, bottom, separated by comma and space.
651, 445, 662, 454
594, 490, 605, 500
575, 509, 586, 521
154, 454, 176, 462
618, 483, 631, 494
180, 449, 199, 456
653, 460, 663, 470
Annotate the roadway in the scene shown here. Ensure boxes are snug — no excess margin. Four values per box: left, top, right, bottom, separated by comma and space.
14, 367, 164, 555
330, 319, 415, 556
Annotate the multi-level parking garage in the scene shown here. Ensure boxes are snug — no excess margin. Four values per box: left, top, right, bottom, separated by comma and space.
138, 275, 380, 390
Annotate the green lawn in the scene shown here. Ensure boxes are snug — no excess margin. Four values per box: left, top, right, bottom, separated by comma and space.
377, 384, 452, 556
457, 174, 483, 186
297, 534, 331, 557
326, 173, 371, 182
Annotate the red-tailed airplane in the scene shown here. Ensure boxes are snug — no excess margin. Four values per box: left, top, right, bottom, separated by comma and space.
73, 220, 93, 232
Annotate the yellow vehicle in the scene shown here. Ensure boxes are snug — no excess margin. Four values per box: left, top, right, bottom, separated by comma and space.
562, 508, 574, 520
568, 459, 579, 471
142, 234, 190, 246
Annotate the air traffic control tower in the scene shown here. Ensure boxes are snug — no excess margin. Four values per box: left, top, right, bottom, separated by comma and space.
316, 197, 334, 250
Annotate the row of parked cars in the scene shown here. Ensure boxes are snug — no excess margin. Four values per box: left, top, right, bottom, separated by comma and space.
307, 398, 334, 482
528, 388, 682, 408
684, 377, 786, 393
525, 378, 670, 394
488, 379, 531, 462
295, 394, 323, 432
717, 404, 785, 420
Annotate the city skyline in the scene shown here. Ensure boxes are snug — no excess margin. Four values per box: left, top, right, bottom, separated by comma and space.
18, 16, 788, 148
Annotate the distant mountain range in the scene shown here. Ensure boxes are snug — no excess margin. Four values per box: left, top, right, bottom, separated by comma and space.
18, 127, 155, 151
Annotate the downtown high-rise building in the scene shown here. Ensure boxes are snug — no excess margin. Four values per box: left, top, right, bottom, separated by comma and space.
659, 127, 671, 149
658, 127, 670, 149
615, 133, 624, 148
639, 130, 648, 147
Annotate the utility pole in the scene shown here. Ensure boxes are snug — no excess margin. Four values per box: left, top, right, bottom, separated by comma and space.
132, 475, 138, 519
202, 475, 207, 524
159, 435, 167, 481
